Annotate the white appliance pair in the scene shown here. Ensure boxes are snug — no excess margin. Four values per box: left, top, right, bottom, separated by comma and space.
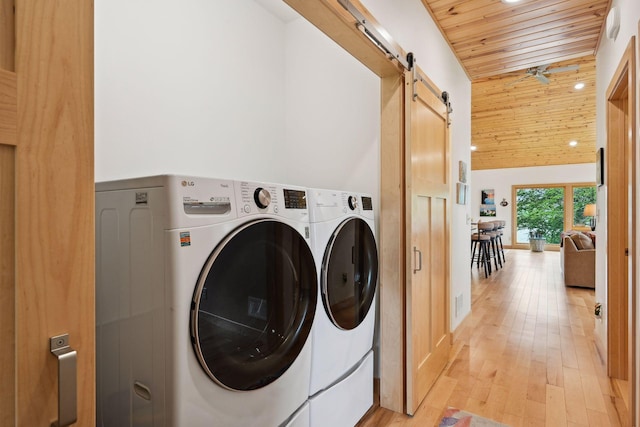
95, 176, 379, 427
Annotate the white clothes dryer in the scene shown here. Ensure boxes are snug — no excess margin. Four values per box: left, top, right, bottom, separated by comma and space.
96, 175, 317, 427
306, 188, 378, 427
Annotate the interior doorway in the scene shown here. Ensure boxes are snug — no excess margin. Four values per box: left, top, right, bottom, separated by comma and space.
605, 36, 636, 423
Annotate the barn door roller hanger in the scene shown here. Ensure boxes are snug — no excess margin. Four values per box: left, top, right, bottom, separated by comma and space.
338, 0, 452, 122
337, 0, 409, 70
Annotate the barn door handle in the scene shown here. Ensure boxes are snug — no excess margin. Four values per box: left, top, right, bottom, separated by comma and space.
413, 246, 422, 273
50, 334, 77, 427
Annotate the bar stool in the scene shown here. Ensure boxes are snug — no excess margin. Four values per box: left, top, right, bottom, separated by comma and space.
471, 225, 492, 278
492, 220, 506, 264
479, 221, 501, 271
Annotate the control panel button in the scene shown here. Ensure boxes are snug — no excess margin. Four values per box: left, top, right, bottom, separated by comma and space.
254, 188, 271, 209
348, 196, 358, 211
243, 204, 251, 213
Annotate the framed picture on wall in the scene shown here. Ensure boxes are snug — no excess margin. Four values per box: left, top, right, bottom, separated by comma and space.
481, 189, 495, 205
458, 161, 467, 183
596, 147, 604, 186
456, 183, 467, 205
480, 204, 496, 217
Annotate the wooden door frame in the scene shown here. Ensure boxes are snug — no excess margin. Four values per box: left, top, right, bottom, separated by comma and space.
605, 36, 636, 424
379, 72, 406, 412
636, 19, 640, 426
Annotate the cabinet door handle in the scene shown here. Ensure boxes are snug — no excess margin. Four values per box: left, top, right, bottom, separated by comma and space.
50, 334, 77, 427
413, 246, 422, 273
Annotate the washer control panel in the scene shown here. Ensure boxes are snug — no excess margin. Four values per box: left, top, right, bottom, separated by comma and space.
236, 181, 309, 221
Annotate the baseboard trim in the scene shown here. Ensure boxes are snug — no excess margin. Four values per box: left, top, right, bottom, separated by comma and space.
451, 310, 472, 344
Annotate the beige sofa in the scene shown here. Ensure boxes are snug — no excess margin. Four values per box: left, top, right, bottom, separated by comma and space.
560, 233, 595, 288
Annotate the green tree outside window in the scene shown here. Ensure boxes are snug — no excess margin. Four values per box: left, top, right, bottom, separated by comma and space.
516, 187, 565, 244
514, 184, 596, 246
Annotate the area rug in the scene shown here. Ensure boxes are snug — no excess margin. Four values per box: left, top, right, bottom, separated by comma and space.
438, 407, 509, 427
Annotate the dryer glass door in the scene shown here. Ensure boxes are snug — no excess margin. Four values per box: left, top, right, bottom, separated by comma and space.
322, 217, 378, 330
190, 219, 317, 391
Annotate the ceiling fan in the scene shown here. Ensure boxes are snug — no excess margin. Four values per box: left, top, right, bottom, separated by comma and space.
510, 64, 580, 85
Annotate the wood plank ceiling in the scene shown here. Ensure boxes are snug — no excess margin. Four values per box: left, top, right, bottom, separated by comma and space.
419, 0, 609, 170
471, 56, 596, 170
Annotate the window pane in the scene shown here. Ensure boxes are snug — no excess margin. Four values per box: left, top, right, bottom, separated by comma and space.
515, 187, 565, 244
573, 186, 597, 229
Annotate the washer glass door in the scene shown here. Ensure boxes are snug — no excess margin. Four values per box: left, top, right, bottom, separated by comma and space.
190, 219, 317, 391
322, 217, 378, 330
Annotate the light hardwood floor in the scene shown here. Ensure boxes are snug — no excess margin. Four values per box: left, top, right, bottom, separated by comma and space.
359, 249, 629, 426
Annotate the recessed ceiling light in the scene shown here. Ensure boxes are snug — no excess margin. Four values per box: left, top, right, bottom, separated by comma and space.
569, 140, 578, 147
574, 82, 585, 90
501, 0, 521, 3
471, 145, 477, 151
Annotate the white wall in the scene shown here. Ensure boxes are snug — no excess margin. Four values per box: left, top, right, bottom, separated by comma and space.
471, 163, 596, 245
280, 19, 380, 196
96, 0, 380, 191
95, 0, 290, 182
362, 0, 472, 330
594, 0, 640, 414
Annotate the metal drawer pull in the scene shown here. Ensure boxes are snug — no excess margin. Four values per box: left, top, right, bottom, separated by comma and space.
50, 334, 77, 427
413, 246, 422, 273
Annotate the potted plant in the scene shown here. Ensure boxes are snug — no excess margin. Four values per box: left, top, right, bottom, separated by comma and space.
529, 229, 546, 252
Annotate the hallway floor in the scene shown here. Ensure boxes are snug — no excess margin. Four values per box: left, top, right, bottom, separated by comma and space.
359, 249, 629, 426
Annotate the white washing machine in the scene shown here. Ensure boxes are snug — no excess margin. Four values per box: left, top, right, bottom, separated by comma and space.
306, 188, 379, 427
95, 175, 317, 427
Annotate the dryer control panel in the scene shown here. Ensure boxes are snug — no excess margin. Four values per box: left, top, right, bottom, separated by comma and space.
307, 188, 376, 223
283, 189, 307, 210
340, 193, 361, 215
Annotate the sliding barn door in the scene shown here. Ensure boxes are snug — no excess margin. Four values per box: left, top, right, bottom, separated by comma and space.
405, 69, 451, 415
0, 1, 95, 425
